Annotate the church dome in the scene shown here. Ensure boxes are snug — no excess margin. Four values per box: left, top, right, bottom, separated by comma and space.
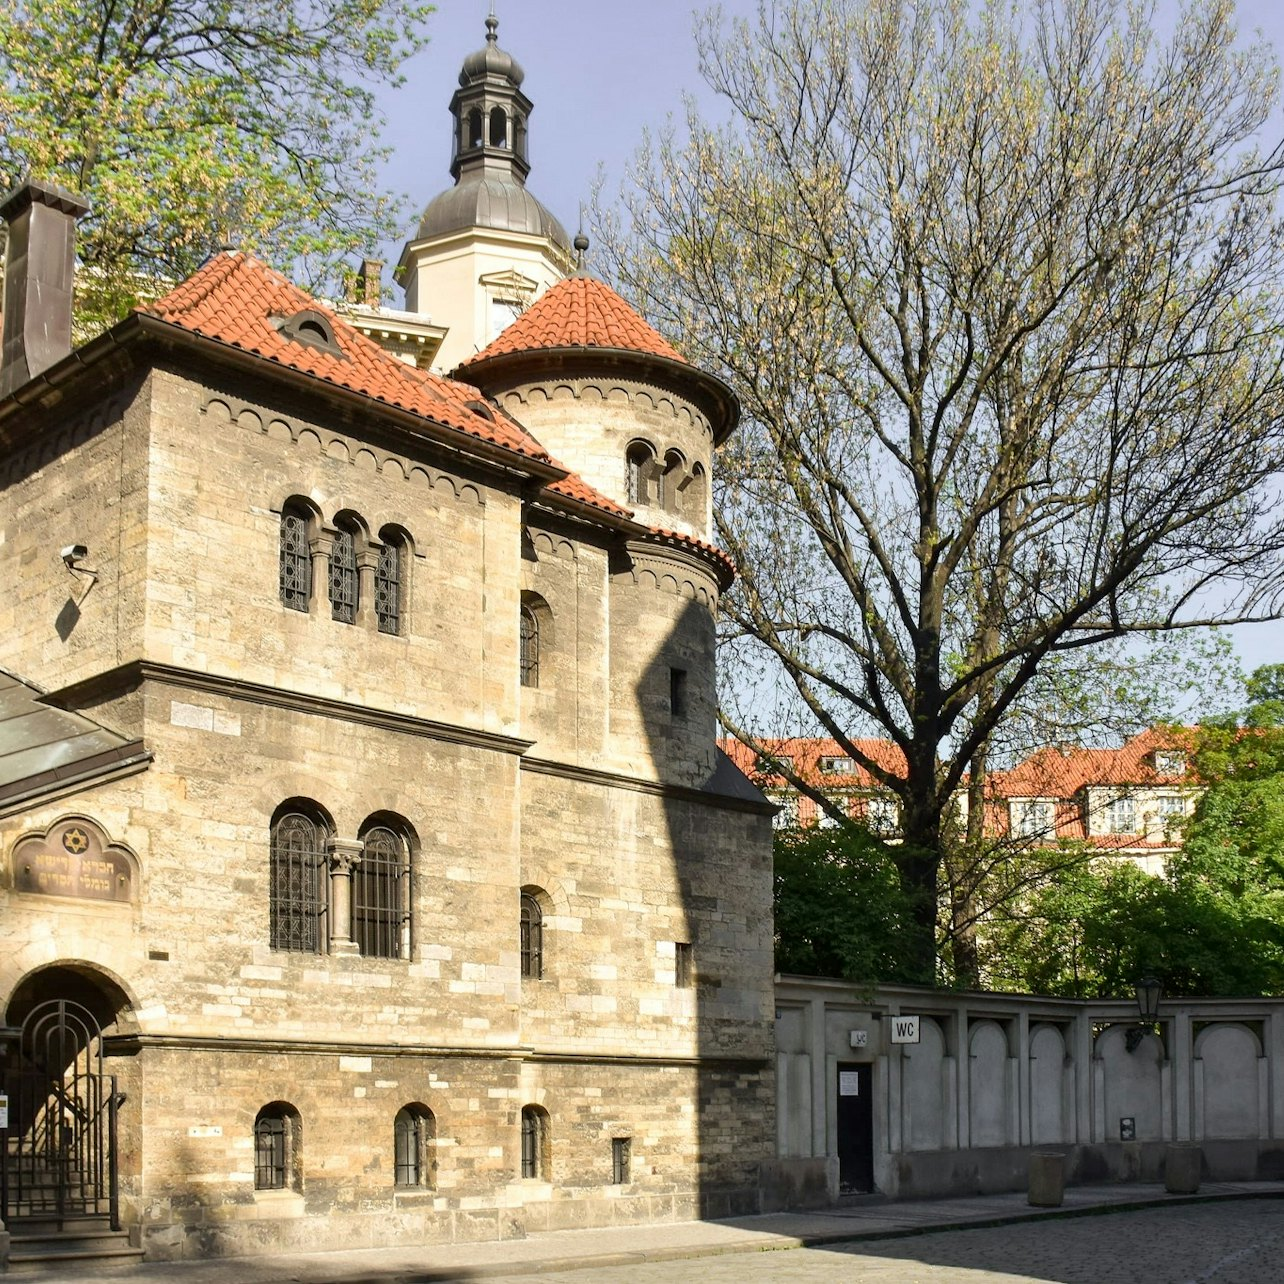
416, 174, 570, 250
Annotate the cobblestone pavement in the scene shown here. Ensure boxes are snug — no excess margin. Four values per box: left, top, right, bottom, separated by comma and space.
479, 1200, 1284, 1284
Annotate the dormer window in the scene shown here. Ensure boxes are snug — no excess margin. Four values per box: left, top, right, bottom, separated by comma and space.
820, 756, 855, 774
275, 309, 344, 358
1154, 749, 1187, 776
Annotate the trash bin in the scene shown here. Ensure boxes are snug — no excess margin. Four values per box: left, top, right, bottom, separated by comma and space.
1028, 1151, 1066, 1206
1164, 1143, 1202, 1195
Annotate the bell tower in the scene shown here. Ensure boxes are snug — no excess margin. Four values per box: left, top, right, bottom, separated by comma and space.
398, 14, 572, 374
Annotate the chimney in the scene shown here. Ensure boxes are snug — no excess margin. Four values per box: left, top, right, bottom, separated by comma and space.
360, 258, 383, 309
0, 179, 90, 399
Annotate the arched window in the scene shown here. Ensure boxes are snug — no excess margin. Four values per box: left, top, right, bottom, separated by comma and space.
489, 105, 508, 148
270, 806, 327, 953
279, 503, 312, 612
328, 517, 360, 624
519, 604, 539, 688
625, 442, 654, 506
255, 1102, 301, 1190
520, 1105, 549, 1180
514, 115, 528, 161
662, 450, 686, 512
688, 463, 708, 524
520, 890, 544, 979
355, 818, 411, 959
394, 1104, 436, 1188
468, 108, 483, 149
375, 534, 403, 636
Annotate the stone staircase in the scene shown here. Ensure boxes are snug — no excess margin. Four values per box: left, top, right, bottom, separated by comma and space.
4, 1214, 144, 1274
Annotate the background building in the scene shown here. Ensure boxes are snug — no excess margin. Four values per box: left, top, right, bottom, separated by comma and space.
728, 730, 1198, 872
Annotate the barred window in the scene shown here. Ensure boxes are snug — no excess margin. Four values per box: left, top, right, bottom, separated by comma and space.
521, 1105, 549, 1180
279, 505, 311, 611
329, 522, 358, 623
270, 809, 326, 953
354, 822, 410, 959
375, 540, 401, 635
254, 1103, 300, 1191
520, 891, 543, 979
612, 1136, 631, 1185
394, 1105, 435, 1188
519, 605, 539, 688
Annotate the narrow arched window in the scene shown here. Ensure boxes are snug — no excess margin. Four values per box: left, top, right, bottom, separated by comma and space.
270, 808, 326, 953
355, 821, 410, 959
375, 539, 402, 635
279, 504, 311, 611
255, 1103, 301, 1190
489, 105, 508, 147
519, 604, 539, 688
329, 519, 359, 623
662, 450, 686, 512
394, 1105, 435, 1188
521, 1105, 549, 1180
468, 108, 483, 149
514, 115, 528, 161
626, 443, 653, 505
520, 892, 543, 979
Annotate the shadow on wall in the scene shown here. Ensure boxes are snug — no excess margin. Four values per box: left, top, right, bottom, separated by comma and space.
636, 595, 777, 1218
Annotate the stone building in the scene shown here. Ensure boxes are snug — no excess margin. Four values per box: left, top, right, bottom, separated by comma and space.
0, 21, 774, 1267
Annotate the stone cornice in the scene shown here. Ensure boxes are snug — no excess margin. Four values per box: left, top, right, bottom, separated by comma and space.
104, 1031, 768, 1070
45, 661, 534, 757
521, 755, 776, 816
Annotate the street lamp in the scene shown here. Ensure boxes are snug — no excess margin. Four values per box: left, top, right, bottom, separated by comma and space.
1126, 976, 1163, 1052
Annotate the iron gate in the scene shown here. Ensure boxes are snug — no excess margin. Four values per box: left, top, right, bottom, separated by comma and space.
1, 998, 120, 1228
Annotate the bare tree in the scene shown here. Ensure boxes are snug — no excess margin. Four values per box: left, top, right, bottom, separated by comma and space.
599, 0, 1284, 981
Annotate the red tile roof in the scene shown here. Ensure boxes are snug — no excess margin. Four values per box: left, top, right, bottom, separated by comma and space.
543, 472, 632, 517
142, 252, 552, 463
989, 728, 1198, 797
720, 736, 908, 789
461, 274, 686, 366
646, 527, 737, 581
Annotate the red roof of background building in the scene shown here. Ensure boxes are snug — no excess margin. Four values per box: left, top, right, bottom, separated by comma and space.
989, 728, 1198, 797
142, 252, 554, 463
461, 274, 686, 366
720, 736, 908, 788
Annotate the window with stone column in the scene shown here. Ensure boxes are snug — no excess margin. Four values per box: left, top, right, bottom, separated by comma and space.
269, 802, 329, 952
354, 815, 412, 959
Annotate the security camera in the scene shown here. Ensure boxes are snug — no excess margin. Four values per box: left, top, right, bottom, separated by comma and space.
61, 544, 89, 567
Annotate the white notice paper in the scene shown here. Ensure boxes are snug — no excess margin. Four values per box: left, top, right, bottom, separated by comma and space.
839, 1071, 860, 1096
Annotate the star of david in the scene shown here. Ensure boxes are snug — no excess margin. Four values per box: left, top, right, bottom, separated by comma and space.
62, 826, 90, 854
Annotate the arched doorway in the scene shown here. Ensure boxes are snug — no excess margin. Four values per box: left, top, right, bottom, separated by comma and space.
2, 965, 131, 1229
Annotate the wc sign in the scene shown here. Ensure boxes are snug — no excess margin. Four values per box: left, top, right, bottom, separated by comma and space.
890, 1015, 921, 1044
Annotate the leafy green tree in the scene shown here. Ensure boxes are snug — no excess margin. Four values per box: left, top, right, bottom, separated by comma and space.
983, 666, 1284, 996
774, 822, 917, 982
0, 0, 432, 330
601, 0, 1284, 982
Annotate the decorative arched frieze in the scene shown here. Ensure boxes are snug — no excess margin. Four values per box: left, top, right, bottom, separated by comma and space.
530, 531, 575, 561
198, 396, 484, 505
1, 398, 124, 487
10, 815, 140, 904
490, 379, 715, 440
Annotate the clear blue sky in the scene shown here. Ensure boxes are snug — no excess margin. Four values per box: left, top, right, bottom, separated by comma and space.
373, 1, 1283, 682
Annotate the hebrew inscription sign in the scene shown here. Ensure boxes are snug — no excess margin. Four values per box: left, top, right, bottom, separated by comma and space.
12, 818, 133, 902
